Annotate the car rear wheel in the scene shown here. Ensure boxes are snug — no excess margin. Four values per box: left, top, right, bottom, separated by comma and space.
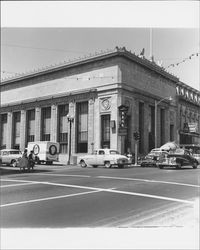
193, 162, 198, 169
104, 161, 111, 168
159, 165, 164, 169
80, 160, 87, 168
10, 159, 17, 167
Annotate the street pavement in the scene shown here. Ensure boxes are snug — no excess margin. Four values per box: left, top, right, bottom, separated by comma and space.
1, 163, 200, 249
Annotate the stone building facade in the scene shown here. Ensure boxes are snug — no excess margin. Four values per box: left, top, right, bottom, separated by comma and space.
1, 47, 199, 162
176, 82, 200, 145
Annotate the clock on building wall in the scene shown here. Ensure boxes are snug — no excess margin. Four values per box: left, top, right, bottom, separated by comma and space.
101, 98, 111, 111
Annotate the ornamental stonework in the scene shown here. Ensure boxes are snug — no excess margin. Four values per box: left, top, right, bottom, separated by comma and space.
100, 97, 111, 112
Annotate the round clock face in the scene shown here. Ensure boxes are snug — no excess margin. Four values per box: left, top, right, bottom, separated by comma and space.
102, 98, 111, 110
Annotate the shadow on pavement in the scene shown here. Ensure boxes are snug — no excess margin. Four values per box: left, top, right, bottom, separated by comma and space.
0, 167, 54, 176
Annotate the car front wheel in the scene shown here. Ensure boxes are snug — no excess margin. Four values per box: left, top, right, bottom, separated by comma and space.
104, 161, 111, 168
80, 160, 87, 168
193, 162, 198, 169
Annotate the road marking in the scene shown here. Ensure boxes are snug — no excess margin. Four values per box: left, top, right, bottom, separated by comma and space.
0, 190, 101, 208
34, 173, 91, 178
97, 176, 200, 188
1, 182, 38, 188
1, 178, 194, 205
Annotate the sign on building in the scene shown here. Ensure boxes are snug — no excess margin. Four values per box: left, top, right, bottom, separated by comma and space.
188, 123, 198, 133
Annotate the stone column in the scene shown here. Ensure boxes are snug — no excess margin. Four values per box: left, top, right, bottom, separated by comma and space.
157, 107, 161, 147
20, 110, 27, 151
68, 101, 75, 155
144, 103, 149, 155
35, 107, 41, 141
50, 104, 58, 142
6, 112, 13, 149
88, 98, 95, 153
165, 108, 170, 143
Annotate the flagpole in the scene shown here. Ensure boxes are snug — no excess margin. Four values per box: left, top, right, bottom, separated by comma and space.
150, 28, 153, 60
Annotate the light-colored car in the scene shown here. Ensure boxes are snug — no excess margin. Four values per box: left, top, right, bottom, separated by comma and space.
0, 149, 22, 167
78, 149, 129, 168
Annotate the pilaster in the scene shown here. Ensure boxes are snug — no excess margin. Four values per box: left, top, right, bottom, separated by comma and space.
144, 103, 149, 155
20, 110, 27, 151
51, 104, 58, 142
35, 107, 41, 141
68, 101, 75, 155
88, 98, 95, 153
6, 112, 13, 149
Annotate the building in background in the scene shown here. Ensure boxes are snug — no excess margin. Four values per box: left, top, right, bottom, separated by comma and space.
176, 81, 200, 145
0, 47, 199, 162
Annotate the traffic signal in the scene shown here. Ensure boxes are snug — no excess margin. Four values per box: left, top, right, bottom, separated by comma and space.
120, 111, 126, 127
133, 132, 140, 141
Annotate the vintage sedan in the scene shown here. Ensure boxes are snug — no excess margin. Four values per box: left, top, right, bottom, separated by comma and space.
158, 149, 199, 169
140, 151, 169, 168
0, 149, 22, 167
78, 149, 129, 168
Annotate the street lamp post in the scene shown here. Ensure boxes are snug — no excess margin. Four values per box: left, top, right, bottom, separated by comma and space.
154, 96, 172, 148
67, 114, 74, 165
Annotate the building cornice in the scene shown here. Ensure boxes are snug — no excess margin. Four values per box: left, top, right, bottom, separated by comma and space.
1, 47, 179, 86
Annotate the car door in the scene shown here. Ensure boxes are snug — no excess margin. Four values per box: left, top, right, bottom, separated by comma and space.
2, 151, 10, 164
96, 150, 105, 166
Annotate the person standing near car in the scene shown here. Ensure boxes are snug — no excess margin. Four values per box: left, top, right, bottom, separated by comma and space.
19, 149, 29, 171
28, 150, 35, 171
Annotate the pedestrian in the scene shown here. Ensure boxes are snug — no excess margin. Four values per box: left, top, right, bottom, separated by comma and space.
19, 149, 29, 171
28, 150, 35, 171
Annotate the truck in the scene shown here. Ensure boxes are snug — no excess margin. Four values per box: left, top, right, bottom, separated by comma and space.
27, 141, 60, 165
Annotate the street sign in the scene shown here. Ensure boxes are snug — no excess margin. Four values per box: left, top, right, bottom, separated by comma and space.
118, 127, 127, 136
188, 123, 198, 133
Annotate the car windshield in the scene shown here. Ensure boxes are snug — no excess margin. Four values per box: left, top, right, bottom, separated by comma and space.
10, 151, 21, 154
109, 150, 119, 155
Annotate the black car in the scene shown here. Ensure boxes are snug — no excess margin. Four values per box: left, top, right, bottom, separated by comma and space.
158, 149, 199, 169
140, 151, 169, 168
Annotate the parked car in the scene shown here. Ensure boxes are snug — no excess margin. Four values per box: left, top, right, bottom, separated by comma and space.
157, 148, 199, 169
180, 144, 200, 164
78, 149, 129, 168
0, 149, 22, 167
140, 151, 169, 168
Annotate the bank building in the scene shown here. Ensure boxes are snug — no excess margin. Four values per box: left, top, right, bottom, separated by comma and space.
1, 47, 200, 162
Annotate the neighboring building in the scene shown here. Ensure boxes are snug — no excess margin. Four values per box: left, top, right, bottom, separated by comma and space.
176, 81, 200, 145
1, 46, 199, 162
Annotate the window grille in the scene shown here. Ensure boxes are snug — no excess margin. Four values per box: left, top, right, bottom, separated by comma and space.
58, 104, 69, 153
13, 112, 21, 148
41, 107, 51, 141
27, 109, 35, 142
0, 114, 7, 148
77, 102, 88, 153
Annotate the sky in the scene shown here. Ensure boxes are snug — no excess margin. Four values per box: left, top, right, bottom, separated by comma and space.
1, 1, 200, 92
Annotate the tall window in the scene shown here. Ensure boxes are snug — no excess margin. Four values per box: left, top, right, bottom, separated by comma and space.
148, 105, 155, 150
0, 114, 7, 149
41, 107, 51, 141
77, 102, 88, 153
170, 124, 174, 141
101, 114, 110, 148
58, 104, 69, 153
13, 112, 21, 149
160, 109, 165, 145
139, 102, 144, 154
27, 109, 35, 142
